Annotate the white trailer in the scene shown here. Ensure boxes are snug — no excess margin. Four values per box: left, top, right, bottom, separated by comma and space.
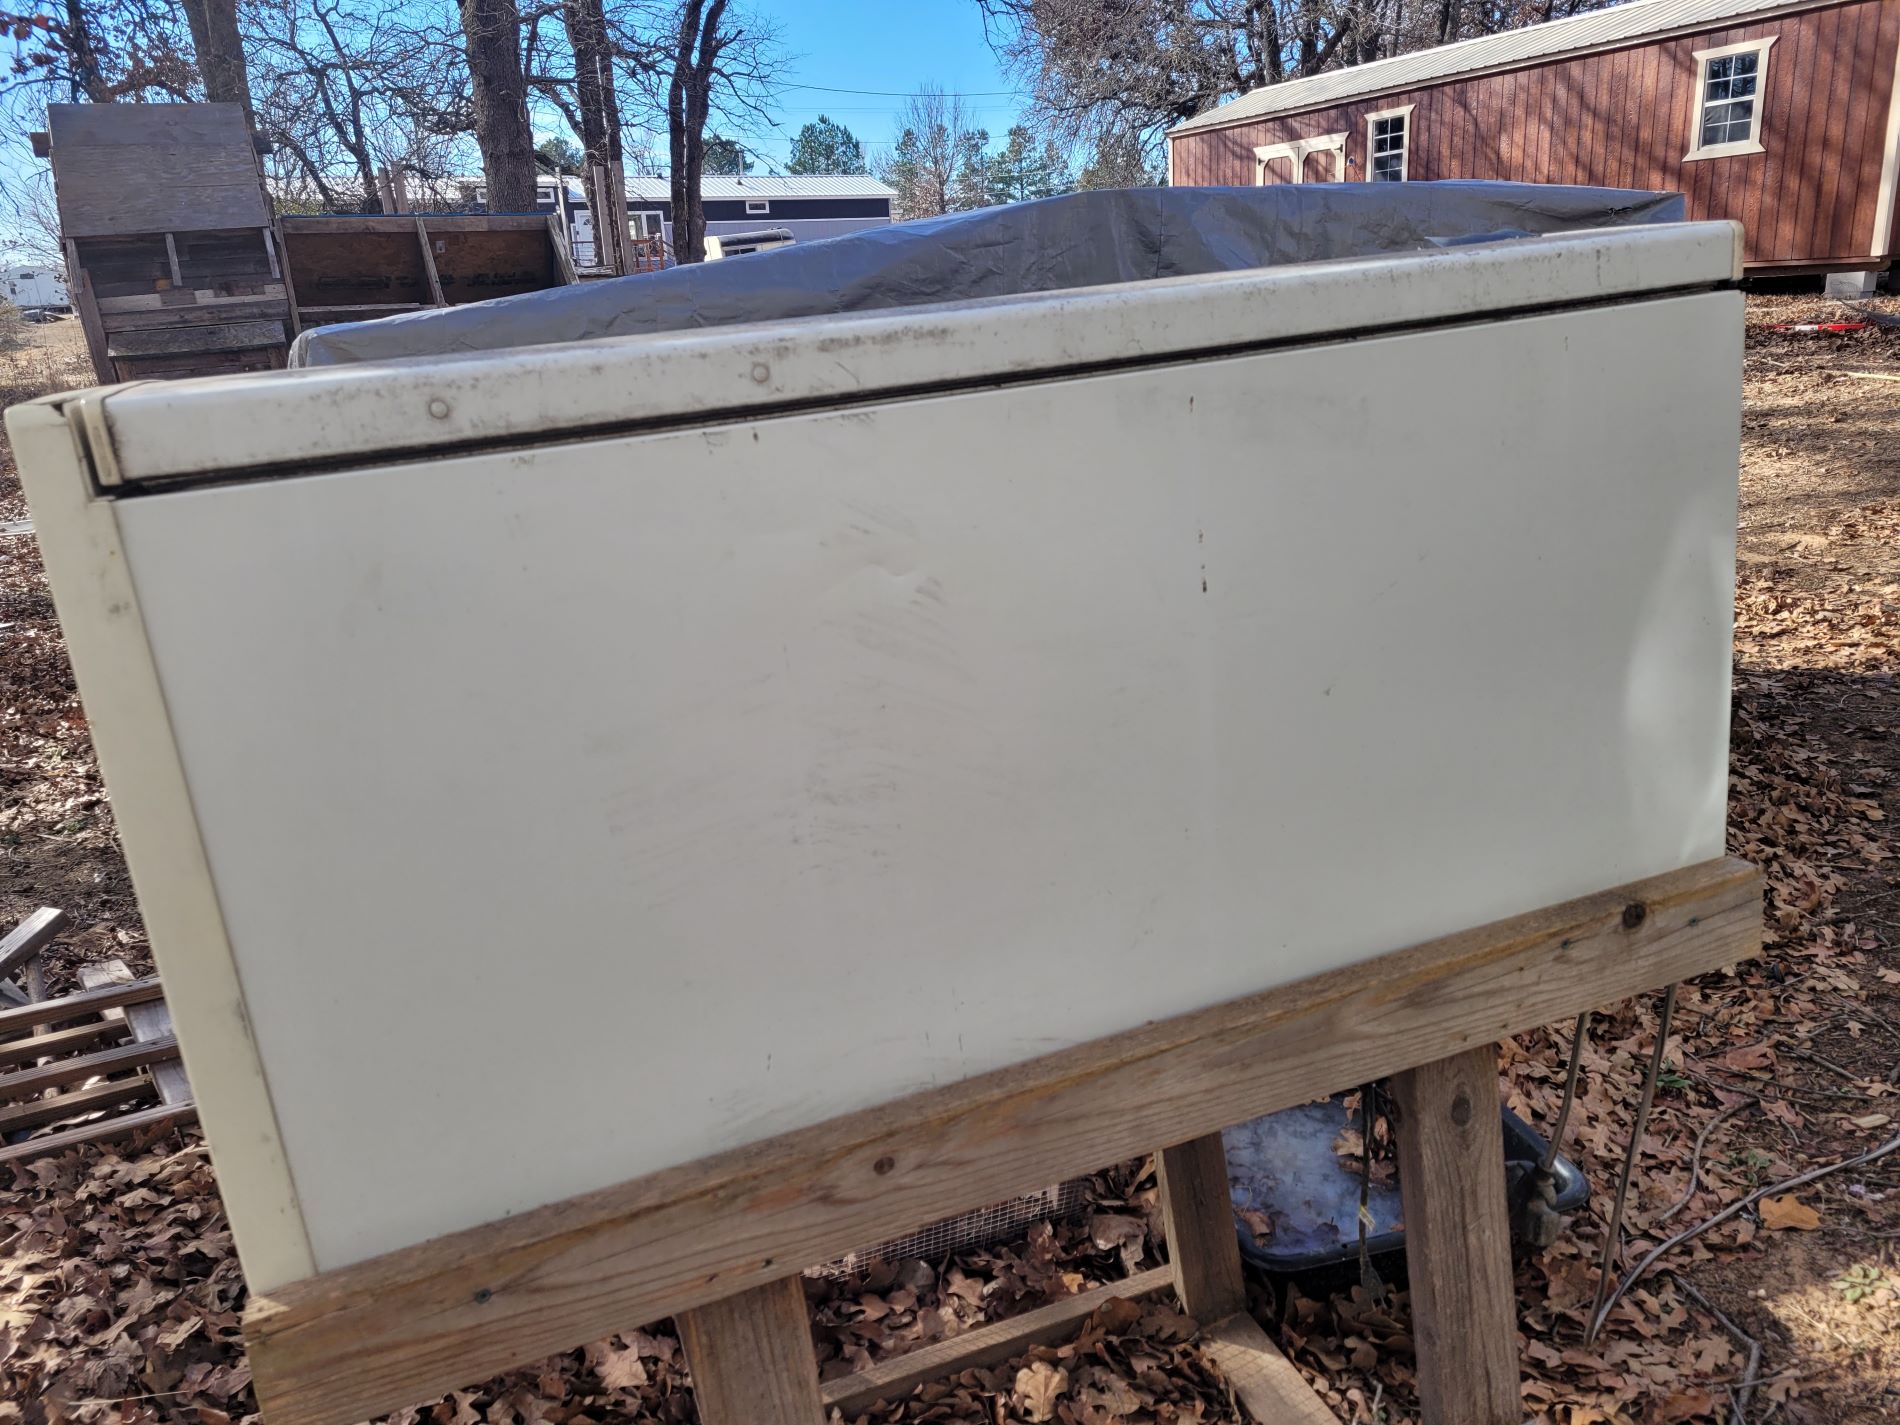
4, 263, 69, 311
8, 222, 1742, 1300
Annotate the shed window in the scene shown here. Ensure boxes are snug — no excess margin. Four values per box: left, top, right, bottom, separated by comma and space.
1687, 37, 1775, 160
745, 199, 770, 215
1366, 106, 1413, 181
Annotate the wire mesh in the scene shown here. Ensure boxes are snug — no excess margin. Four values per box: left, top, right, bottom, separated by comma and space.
808, 1179, 1089, 1280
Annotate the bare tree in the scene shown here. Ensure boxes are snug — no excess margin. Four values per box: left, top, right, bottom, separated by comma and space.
561, 0, 623, 174
874, 85, 984, 220
460, 0, 537, 210
656, 0, 780, 263
977, 0, 1617, 157
0, 0, 197, 104
662, 0, 721, 263
246, 0, 470, 212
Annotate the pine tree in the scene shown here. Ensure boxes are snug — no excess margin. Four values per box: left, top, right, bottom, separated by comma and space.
949, 127, 992, 211
786, 116, 868, 175
702, 133, 751, 175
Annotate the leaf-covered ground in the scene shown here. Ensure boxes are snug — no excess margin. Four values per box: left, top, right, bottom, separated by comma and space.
3, 298, 1898, 1425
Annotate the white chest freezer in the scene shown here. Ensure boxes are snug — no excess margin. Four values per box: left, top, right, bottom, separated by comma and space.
9, 221, 1743, 1292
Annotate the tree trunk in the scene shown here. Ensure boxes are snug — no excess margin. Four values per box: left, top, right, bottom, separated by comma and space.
460, 0, 538, 212
666, 0, 728, 265
562, 0, 621, 169
181, 0, 255, 127
63, 0, 111, 102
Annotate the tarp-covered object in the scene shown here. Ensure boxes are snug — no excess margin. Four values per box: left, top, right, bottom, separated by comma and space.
289, 182, 1686, 367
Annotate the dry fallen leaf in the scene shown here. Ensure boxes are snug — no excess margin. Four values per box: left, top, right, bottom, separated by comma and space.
593, 1342, 647, 1391
1760, 1194, 1823, 1231
1013, 1360, 1070, 1422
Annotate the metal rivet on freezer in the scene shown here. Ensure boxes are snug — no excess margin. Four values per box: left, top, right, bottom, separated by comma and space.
427, 397, 452, 419
750, 362, 770, 384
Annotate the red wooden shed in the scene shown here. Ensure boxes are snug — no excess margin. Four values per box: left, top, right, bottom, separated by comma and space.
1167, 0, 1900, 291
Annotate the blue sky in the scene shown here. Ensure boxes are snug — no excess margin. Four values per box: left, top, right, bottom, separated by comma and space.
0, 1, 1022, 256
733, 0, 1028, 171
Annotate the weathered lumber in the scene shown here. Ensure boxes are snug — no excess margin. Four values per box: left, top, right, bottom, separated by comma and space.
0, 1101, 198, 1167
245, 857, 1758, 1425
1158, 1134, 1247, 1321
415, 219, 446, 307
0, 1017, 127, 1070
676, 1276, 822, 1425
278, 214, 553, 235
103, 301, 290, 331
1198, 1312, 1338, 1424
47, 102, 270, 239
0, 907, 69, 985
80, 961, 190, 1105
95, 286, 286, 314
819, 1266, 1175, 1415
0, 1072, 153, 1133
0, 1032, 178, 1099
63, 237, 113, 384
108, 321, 285, 358
0, 977, 165, 1034
1392, 1046, 1521, 1425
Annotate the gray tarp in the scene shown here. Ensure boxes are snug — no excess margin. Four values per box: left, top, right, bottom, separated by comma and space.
289, 182, 1687, 368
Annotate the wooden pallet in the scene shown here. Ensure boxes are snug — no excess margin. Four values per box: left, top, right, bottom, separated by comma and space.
0, 910, 196, 1167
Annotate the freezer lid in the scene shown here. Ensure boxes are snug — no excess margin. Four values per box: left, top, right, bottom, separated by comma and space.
54, 222, 1742, 490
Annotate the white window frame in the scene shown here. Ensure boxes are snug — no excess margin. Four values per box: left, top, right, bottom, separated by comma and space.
1686, 36, 1776, 162
1365, 104, 1415, 182
1253, 133, 1347, 185
745, 198, 771, 215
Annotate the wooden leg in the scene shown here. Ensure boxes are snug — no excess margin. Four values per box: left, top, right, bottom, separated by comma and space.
677, 1275, 822, 1425
1392, 1046, 1521, 1425
1158, 1133, 1247, 1321
1160, 1133, 1340, 1422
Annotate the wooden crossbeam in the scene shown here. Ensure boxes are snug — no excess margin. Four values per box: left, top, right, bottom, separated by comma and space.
0, 907, 69, 984
0, 1018, 119, 1071
0, 1101, 198, 1167
0, 978, 165, 1035
246, 857, 1759, 1425
1199, 1313, 1338, 1425
0, 1071, 153, 1133
820, 1266, 1175, 1415
0, 1031, 177, 1099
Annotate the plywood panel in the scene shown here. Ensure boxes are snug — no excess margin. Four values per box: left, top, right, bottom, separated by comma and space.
282, 229, 433, 310
429, 227, 554, 302
1167, 0, 1900, 266
105, 289, 1740, 1274
48, 103, 266, 238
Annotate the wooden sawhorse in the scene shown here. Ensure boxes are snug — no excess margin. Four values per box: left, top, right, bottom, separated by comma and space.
246, 858, 1759, 1425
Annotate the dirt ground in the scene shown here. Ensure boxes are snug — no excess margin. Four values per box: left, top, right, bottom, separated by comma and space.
2, 294, 1898, 1425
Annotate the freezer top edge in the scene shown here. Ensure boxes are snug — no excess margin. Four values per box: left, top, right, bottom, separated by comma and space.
56, 221, 1742, 490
